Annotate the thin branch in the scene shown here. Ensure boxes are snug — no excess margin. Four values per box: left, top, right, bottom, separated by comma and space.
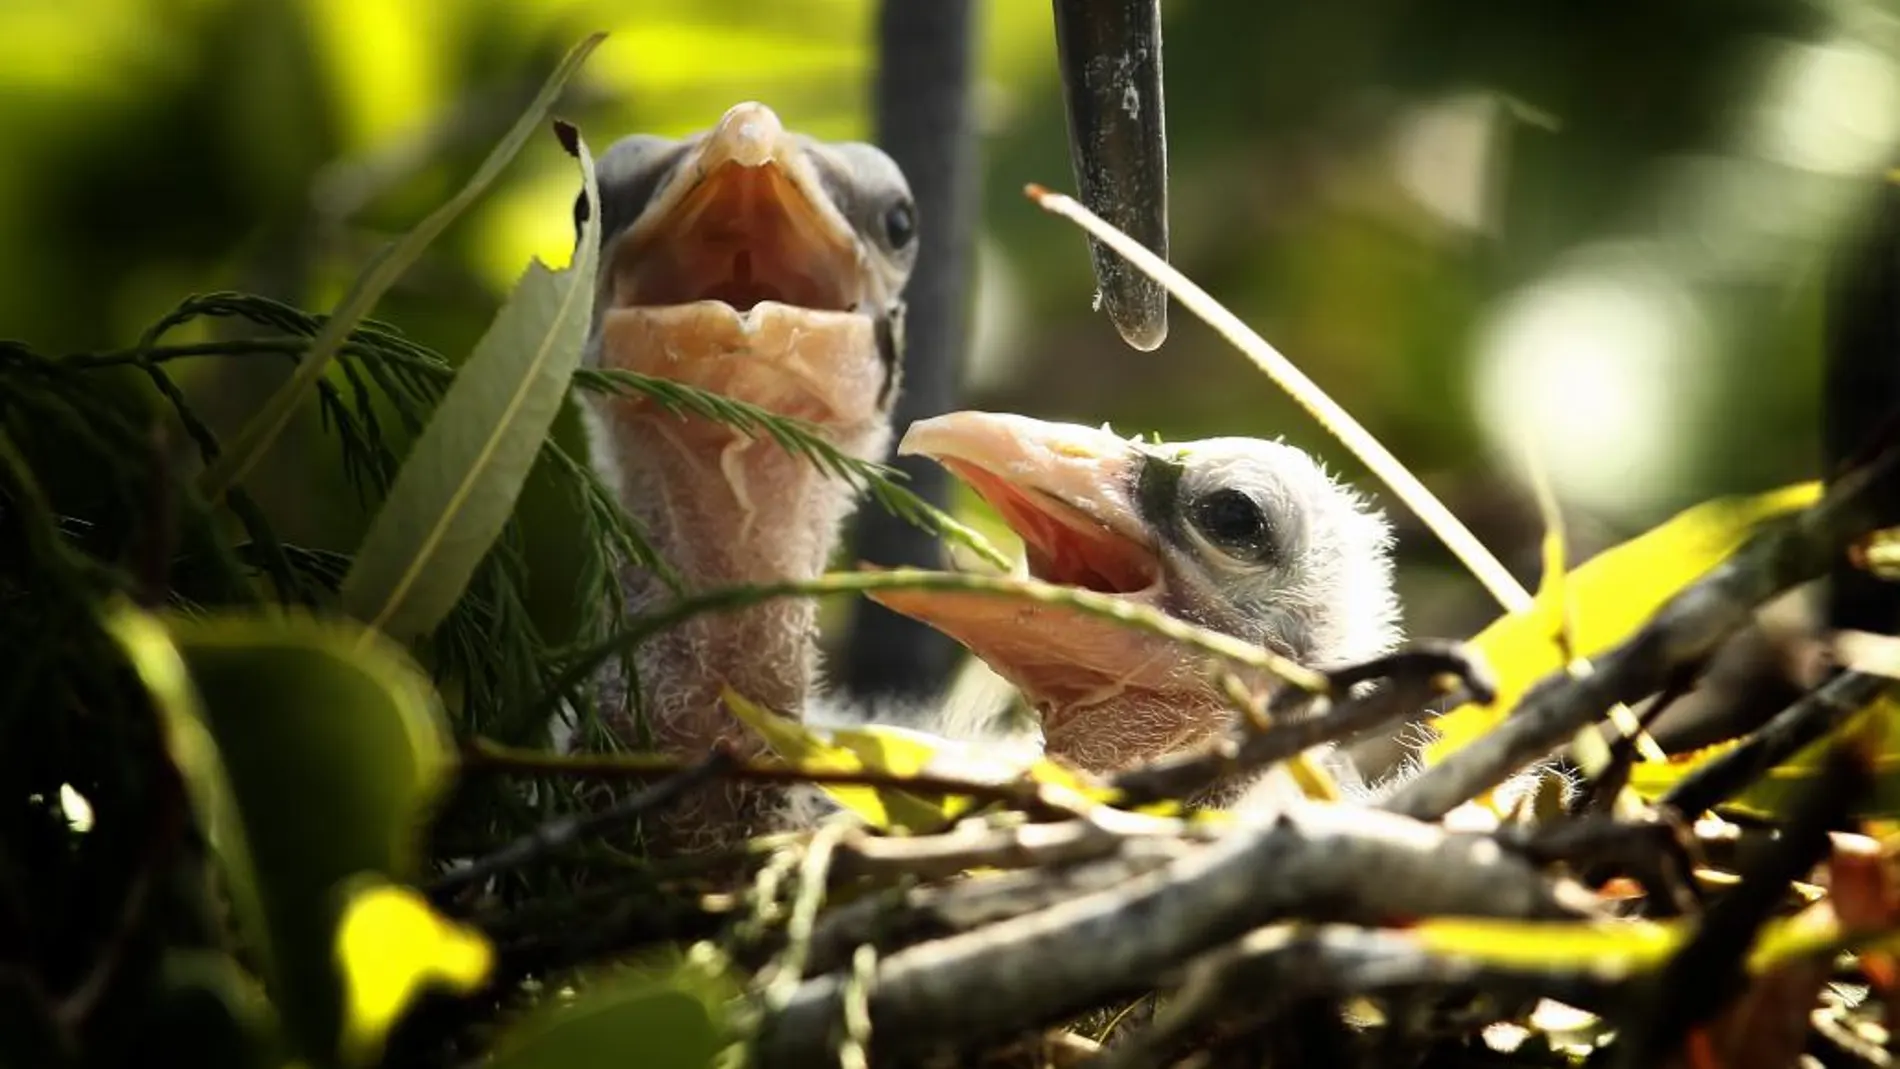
427, 750, 737, 899
831, 811, 1190, 884
752, 804, 1600, 1067
524, 568, 1329, 727
1614, 743, 1872, 1069
1026, 183, 1533, 614
1385, 443, 1900, 821
805, 826, 1196, 978
460, 737, 1055, 813
1661, 669, 1892, 818
1109, 642, 1487, 809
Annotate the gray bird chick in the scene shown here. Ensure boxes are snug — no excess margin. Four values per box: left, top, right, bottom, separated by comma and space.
579, 102, 918, 846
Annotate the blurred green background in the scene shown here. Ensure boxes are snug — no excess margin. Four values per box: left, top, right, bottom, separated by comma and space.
4, 0, 1892, 648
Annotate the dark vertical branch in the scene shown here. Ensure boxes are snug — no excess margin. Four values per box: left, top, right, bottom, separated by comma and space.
1824, 175, 1900, 637
840, 0, 981, 700
1052, 0, 1169, 351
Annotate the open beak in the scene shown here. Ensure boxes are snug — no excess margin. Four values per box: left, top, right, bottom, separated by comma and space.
595, 102, 885, 426
870, 413, 1213, 763
1052, 0, 1170, 352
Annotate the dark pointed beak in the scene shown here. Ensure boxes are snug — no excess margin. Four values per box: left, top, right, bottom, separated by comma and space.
1052, 0, 1170, 352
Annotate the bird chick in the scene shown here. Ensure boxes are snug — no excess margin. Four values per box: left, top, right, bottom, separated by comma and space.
870, 411, 1404, 808
580, 103, 918, 845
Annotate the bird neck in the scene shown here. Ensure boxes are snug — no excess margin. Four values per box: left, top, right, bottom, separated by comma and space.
588, 399, 888, 760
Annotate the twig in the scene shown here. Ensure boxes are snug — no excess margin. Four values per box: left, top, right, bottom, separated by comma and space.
1384, 444, 1900, 821
1613, 743, 1871, 1069
805, 831, 1196, 978
1026, 183, 1533, 615
1087, 925, 1621, 1069
752, 805, 1599, 1066
831, 811, 1190, 884
428, 749, 736, 899
528, 568, 1328, 727
1111, 642, 1487, 809
1661, 670, 1892, 818
1491, 814, 1702, 915
460, 737, 1055, 814
1575, 667, 1699, 816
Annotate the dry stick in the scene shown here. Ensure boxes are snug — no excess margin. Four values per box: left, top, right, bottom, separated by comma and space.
832, 812, 1189, 884
1381, 442, 1900, 821
1088, 925, 1622, 1069
750, 805, 1599, 1067
1613, 744, 1871, 1069
1110, 642, 1488, 808
806, 827, 1199, 977
427, 750, 736, 899
1026, 184, 1532, 615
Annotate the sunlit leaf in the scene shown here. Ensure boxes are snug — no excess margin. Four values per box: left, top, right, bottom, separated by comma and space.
335, 878, 493, 1067
725, 687, 981, 831
1411, 916, 1687, 975
105, 601, 458, 1064
724, 686, 1114, 831
199, 31, 605, 501
341, 120, 602, 640
1413, 910, 1900, 982
1427, 482, 1821, 764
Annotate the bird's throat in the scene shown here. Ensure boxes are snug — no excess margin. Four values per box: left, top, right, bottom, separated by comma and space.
583, 314, 892, 847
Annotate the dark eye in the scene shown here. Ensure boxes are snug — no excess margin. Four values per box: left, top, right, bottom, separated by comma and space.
1190, 488, 1273, 561
882, 200, 916, 249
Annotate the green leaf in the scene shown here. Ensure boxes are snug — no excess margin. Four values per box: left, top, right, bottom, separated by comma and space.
488, 959, 732, 1069
105, 602, 462, 1065
197, 31, 605, 503
341, 121, 603, 641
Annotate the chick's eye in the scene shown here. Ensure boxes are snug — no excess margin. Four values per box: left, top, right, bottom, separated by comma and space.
882, 200, 916, 250
1191, 488, 1273, 560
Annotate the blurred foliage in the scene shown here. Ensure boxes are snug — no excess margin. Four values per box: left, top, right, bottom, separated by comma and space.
6, 1, 1900, 1067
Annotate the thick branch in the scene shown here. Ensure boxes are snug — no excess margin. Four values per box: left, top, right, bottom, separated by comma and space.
1090, 925, 1621, 1069
1385, 450, 1900, 821
753, 805, 1599, 1066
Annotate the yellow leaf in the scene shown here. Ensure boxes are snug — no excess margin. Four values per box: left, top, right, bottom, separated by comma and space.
1412, 917, 1687, 974
335, 879, 493, 1067
1628, 696, 1900, 819
724, 687, 1121, 830
1428, 482, 1820, 765
724, 688, 986, 831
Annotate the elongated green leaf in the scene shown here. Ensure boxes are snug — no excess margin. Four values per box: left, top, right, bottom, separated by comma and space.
341, 123, 602, 641
105, 602, 462, 1065
198, 31, 605, 502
